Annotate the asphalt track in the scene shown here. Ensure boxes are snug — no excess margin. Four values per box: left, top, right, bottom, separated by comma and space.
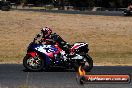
0, 64, 131, 88
15, 8, 124, 16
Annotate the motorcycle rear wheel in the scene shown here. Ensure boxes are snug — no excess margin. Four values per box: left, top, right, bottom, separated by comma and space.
23, 54, 45, 71
73, 54, 93, 72
83, 54, 93, 72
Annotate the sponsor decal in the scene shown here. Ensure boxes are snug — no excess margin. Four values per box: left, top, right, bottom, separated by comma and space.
76, 66, 130, 84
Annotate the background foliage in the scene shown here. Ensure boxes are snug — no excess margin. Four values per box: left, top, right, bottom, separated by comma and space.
8, 0, 132, 8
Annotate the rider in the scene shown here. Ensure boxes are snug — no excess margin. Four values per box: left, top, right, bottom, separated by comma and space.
34, 27, 53, 44
34, 27, 71, 58
42, 27, 71, 52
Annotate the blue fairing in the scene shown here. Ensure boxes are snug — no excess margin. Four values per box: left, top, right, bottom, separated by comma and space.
28, 43, 58, 66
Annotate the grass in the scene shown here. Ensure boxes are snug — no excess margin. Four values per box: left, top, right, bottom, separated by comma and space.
0, 10, 132, 65
17, 85, 31, 88
90, 52, 132, 65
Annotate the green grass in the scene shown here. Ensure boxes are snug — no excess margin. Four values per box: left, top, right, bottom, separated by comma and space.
31, 6, 54, 10
17, 85, 31, 88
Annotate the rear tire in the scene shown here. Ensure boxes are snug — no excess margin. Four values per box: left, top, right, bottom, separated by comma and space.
23, 54, 45, 71
82, 54, 93, 72
73, 54, 93, 72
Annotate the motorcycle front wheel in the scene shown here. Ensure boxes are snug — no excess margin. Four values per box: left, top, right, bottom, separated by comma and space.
23, 54, 45, 71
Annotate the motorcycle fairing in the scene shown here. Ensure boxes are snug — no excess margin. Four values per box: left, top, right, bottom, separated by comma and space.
70, 43, 88, 53
35, 44, 59, 58
28, 52, 37, 57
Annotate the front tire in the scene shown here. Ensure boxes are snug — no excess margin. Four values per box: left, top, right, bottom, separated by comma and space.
23, 54, 45, 71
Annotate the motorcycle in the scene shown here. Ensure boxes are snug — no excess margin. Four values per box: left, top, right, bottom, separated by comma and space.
23, 34, 93, 72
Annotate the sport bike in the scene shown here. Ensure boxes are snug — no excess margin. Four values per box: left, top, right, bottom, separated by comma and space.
23, 34, 93, 71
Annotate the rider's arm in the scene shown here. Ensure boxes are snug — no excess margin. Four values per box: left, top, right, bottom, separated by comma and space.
33, 33, 43, 44
51, 33, 71, 49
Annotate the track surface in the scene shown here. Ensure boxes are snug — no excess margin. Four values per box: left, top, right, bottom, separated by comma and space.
0, 64, 131, 88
